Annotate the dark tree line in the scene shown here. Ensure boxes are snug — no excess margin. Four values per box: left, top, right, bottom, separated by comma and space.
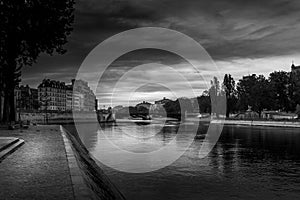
0, 0, 74, 123
163, 98, 194, 119
198, 70, 300, 118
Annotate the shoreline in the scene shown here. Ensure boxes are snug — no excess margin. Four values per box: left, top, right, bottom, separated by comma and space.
215, 119, 300, 128
4, 116, 300, 129
39, 118, 300, 128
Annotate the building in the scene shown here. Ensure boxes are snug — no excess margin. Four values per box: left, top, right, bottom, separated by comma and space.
154, 97, 172, 105
37, 78, 97, 112
235, 106, 259, 119
136, 101, 152, 110
71, 79, 96, 112
66, 85, 73, 112
72, 91, 84, 111
261, 110, 297, 120
15, 85, 39, 112
38, 79, 66, 112
291, 63, 300, 74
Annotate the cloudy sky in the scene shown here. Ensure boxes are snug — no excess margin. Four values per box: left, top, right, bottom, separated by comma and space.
22, 0, 300, 106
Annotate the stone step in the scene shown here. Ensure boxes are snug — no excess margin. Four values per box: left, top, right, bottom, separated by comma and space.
0, 137, 19, 152
0, 138, 25, 162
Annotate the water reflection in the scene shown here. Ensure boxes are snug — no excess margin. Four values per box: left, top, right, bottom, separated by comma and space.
64, 123, 300, 200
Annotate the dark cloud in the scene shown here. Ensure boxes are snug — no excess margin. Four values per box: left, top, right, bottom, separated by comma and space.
23, 0, 300, 90
60, 0, 300, 60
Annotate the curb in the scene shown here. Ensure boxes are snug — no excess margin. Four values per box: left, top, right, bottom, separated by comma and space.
60, 125, 126, 200
60, 126, 98, 200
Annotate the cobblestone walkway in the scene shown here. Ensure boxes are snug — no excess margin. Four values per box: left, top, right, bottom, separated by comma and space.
0, 125, 75, 200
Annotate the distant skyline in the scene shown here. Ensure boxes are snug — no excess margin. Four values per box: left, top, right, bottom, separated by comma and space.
20, 0, 300, 106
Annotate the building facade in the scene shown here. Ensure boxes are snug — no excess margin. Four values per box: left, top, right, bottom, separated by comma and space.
71, 79, 96, 112
291, 63, 300, 74
38, 79, 66, 112
35, 79, 97, 113
66, 85, 73, 111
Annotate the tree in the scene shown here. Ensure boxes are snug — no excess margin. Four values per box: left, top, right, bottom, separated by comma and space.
296, 104, 300, 119
236, 74, 256, 111
254, 75, 273, 114
223, 74, 237, 117
268, 71, 290, 111
197, 90, 211, 114
289, 69, 300, 110
177, 97, 193, 113
163, 100, 181, 119
237, 74, 272, 115
129, 106, 138, 116
209, 77, 225, 117
137, 106, 149, 116
209, 77, 220, 98
0, 0, 75, 123
209, 77, 220, 116
39, 88, 51, 124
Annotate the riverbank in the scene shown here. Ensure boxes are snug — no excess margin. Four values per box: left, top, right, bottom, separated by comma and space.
215, 119, 300, 128
186, 116, 300, 128
0, 125, 121, 200
61, 126, 126, 200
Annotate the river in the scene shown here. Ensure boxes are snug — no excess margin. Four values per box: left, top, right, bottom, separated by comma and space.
65, 121, 300, 200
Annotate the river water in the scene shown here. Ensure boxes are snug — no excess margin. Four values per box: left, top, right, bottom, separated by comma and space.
65, 121, 300, 200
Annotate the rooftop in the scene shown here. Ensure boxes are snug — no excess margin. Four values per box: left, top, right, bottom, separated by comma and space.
136, 101, 152, 105
291, 64, 300, 69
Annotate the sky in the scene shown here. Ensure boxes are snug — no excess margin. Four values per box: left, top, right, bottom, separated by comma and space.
21, 0, 300, 106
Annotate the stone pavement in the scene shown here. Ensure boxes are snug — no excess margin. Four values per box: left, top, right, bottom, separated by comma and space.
0, 125, 75, 200
0, 138, 16, 150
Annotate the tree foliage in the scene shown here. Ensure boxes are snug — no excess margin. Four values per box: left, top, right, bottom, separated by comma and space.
237, 74, 272, 114
289, 70, 300, 110
197, 90, 211, 114
223, 74, 237, 117
269, 71, 290, 111
195, 69, 300, 119
163, 100, 180, 117
208, 77, 225, 117
0, 0, 75, 122
296, 104, 300, 119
